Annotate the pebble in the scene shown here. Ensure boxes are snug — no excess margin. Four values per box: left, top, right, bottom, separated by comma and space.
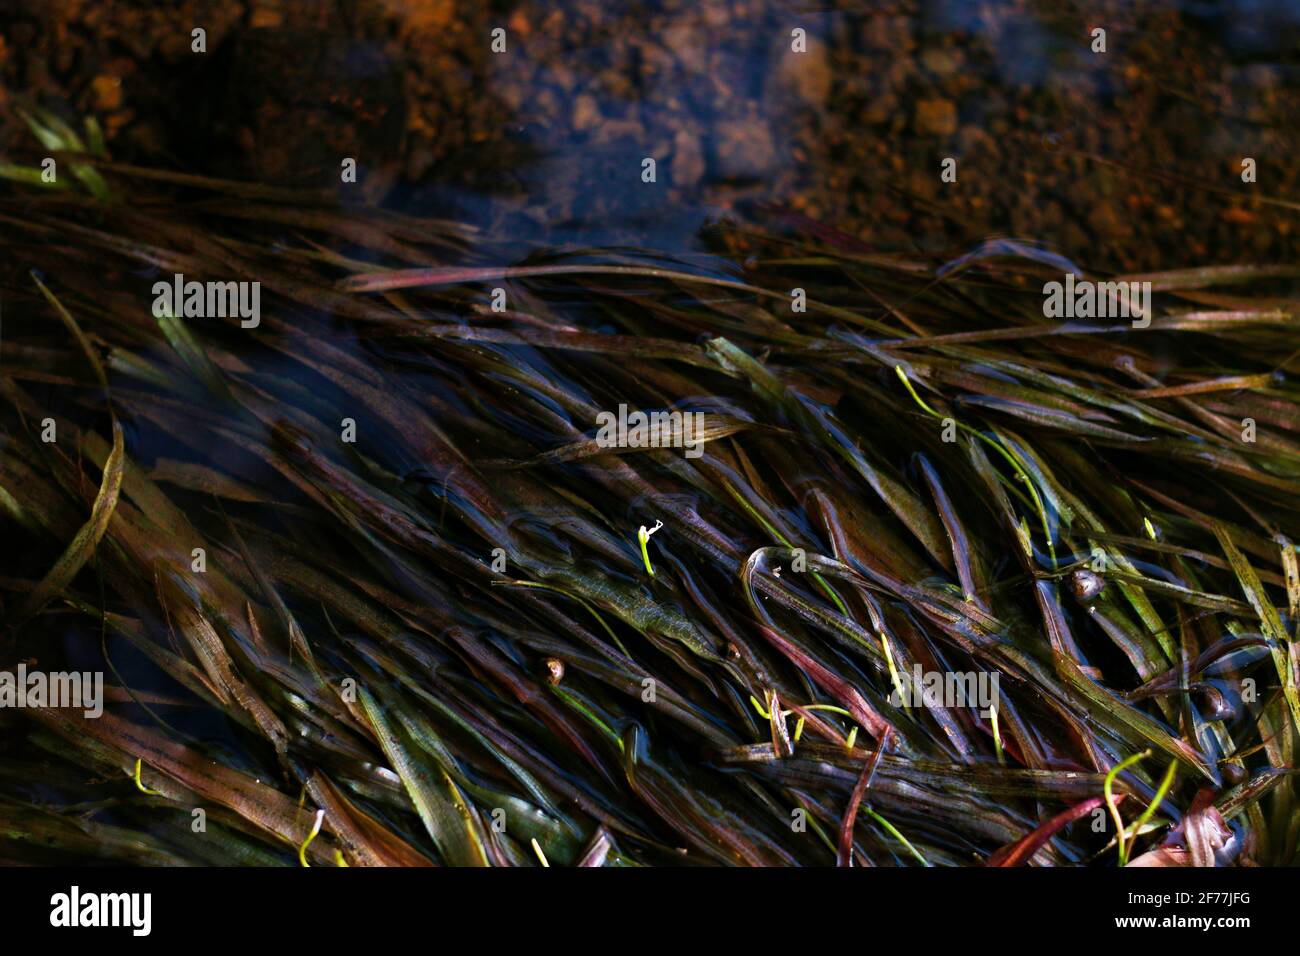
920, 47, 960, 77
914, 97, 958, 136
91, 74, 122, 111
713, 113, 776, 180
864, 91, 897, 126
774, 37, 832, 107
507, 9, 532, 39
663, 24, 707, 74
571, 93, 601, 131
249, 2, 284, 30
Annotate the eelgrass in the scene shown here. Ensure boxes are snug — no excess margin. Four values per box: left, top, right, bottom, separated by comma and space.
0, 153, 1298, 866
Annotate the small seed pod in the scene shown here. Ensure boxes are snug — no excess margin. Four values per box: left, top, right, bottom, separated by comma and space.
545, 658, 565, 686
1068, 568, 1106, 602
1220, 762, 1247, 787
1193, 683, 1238, 722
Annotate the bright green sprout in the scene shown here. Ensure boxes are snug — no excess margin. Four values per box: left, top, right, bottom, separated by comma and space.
862, 805, 929, 866
895, 365, 1056, 565
801, 704, 854, 718
132, 758, 163, 796
497, 578, 631, 657
1104, 749, 1150, 866
1123, 760, 1177, 863
990, 701, 1005, 765
750, 696, 858, 748
794, 703, 858, 744
879, 630, 909, 712
531, 837, 550, 867
298, 808, 326, 868
638, 519, 663, 577
553, 684, 625, 752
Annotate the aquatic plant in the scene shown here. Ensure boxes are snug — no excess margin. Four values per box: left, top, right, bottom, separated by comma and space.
0, 156, 1296, 866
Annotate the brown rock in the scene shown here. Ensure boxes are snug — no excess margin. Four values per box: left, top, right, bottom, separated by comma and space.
663, 25, 708, 75
249, 2, 284, 30
507, 10, 532, 40
774, 37, 832, 107
959, 124, 991, 155
920, 47, 960, 77
915, 98, 957, 136
91, 74, 123, 112
572, 93, 601, 131
864, 91, 896, 125
713, 113, 776, 180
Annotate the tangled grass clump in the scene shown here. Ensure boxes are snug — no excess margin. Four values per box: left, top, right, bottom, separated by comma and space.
0, 157, 1297, 866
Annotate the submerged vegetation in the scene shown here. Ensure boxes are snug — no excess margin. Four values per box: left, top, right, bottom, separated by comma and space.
0, 152, 1298, 867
